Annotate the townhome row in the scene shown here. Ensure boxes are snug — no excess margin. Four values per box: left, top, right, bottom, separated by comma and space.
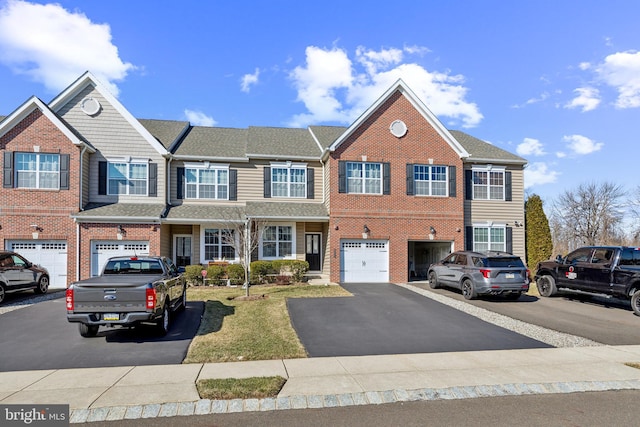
0, 72, 527, 289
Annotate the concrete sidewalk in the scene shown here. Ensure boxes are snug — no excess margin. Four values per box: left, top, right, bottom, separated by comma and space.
2, 345, 640, 423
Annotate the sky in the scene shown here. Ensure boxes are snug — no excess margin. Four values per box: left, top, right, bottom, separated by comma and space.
0, 0, 639, 207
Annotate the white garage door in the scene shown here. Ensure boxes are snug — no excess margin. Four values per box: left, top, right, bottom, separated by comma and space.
91, 241, 150, 277
340, 239, 389, 283
7, 240, 68, 289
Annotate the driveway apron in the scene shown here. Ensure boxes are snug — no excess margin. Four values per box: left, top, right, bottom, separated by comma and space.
288, 283, 551, 357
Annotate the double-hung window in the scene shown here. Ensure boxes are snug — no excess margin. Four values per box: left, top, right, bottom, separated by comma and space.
15, 153, 60, 189
473, 226, 505, 252
347, 162, 381, 194
414, 165, 447, 196
186, 165, 228, 199
204, 228, 235, 260
108, 161, 148, 195
261, 225, 293, 258
271, 164, 306, 198
472, 167, 504, 200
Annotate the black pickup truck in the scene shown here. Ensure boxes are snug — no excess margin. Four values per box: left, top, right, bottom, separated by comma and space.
66, 256, 186, 337
535, 246, 640, 315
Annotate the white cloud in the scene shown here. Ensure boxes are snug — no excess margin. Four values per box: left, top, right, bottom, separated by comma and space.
579, 62, 591, 71
184, 109, 216, 127
0, 0, 135, 96
240, 68, 260, 93
595, 50, 640, 108
524, 162, 560, 188
564, 87, 601, 112
288, 45, 482, 128
562, 134, 603, 155
516, 138, 545, 157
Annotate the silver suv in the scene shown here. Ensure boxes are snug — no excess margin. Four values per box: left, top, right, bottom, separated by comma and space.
427, 251, 529, 300
0, 251, 50, 303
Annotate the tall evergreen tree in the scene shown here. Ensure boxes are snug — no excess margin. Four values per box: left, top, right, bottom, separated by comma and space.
525, 194, 553, 273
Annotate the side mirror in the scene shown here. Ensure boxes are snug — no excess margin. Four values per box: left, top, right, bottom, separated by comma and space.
555, 255, 563, 263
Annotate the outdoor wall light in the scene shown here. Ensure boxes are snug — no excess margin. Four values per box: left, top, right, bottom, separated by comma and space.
117, 225, 126, 235
30, 224, 42, 232
363, 224, 370, 234
430, 226, 436, 235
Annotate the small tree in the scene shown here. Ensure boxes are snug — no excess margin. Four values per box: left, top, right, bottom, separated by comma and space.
525, 194, 553, 274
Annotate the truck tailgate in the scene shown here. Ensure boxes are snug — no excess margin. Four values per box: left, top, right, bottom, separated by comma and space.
71, 275, 161, 312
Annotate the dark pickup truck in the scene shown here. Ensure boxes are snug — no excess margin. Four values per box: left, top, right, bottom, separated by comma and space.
535, 246, 640, 315
66, 256, 186, 337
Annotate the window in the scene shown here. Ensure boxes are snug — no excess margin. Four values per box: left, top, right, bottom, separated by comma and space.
272, 165, 306, 198
414, 165, 447, 196
262, 225, 293, 258
620, 248, 640, 266
473, 169, 504, 200
347, 162, 381, 194
204, 229, 235, 260
565, 247, 593, 264
186, 167, 228, 199
15, 153, 60, 189
473, 226, 505, 252
108, 161, 148, 195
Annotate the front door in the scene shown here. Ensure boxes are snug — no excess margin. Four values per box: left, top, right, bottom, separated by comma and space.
305, 234, 321, 271
175, 235, 192, 267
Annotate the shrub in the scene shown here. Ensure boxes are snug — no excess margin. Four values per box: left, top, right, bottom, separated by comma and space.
226, 263, 245, 285
250, 261, 273, 285
206, 265, 226, 281
184, 264, 206, 286
271, 260, 309, 283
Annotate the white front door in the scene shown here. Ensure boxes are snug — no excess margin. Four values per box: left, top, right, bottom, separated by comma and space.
340, 239, 389, 283
6, 241, 68, 288
91, 241, 150, 276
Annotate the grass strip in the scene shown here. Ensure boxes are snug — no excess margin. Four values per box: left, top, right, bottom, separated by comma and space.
197, 376, 287, 400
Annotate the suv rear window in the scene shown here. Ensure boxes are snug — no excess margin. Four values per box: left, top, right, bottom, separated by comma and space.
484, 257, 525, 268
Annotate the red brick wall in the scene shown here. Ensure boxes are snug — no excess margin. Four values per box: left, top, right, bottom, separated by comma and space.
329, 91, 464, 283
0, 109, 81, 286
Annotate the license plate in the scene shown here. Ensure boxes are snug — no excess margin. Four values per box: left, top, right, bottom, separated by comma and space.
505, 273, 515, 279
103, 313, 119, 321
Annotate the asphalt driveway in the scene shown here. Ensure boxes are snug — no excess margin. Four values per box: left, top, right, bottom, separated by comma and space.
287, 283, 551, 357
0, 294, 203, 372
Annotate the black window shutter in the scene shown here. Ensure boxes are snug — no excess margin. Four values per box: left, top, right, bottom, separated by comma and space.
3, 151, 13, 188
98, 161, 107, 195
148, 162, 157, 197
406, 164, 414, 196
383, 162, 391, 195
338, 161, 346, 193
263, 166, 271, 198
176, 167, 184, 199
229, 169, 237, 201
506, 226, 513, 253
59, 154, 70, 190
306, 168, 314, 199
505, 171, 512, 201
465, 169, 472, 200
449, 165, 456, 198
465, 226, 474, 250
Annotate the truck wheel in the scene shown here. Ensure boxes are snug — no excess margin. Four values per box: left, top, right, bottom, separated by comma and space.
631, 290, 640, 316
156, 303, 171, 335
537, 275, 557, 297
79, 324, 99, 338
34, 276, 49, 295
0, 283, 6, 304
461, 279, 477, 300
177, 287, 187, 313
428, 271, 439, 289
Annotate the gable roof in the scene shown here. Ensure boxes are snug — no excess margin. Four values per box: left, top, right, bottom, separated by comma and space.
328, 79, 470, 158
450, 130, 527, 165
48, 71, 169, 157
172, 126, 248, 161
139, 119, 190, 151
0, 96, 95, 152
309, 125, 347, 151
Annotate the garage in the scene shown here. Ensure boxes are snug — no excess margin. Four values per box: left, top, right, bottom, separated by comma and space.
340, 239, 389, 283
91, 240, 150, 276
408, 241, 453, 280
6, 240, 68, 289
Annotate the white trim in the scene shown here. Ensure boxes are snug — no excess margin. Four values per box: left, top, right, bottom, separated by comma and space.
259, 222, 296, 260
173, 234, 193, 266
199, 225, 240, 263
184, 162, 230, 169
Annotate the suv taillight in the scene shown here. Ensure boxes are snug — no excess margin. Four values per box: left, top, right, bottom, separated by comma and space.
146, 287, 156, 309
65, 288, 74, 311
480, 269, 491, 279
